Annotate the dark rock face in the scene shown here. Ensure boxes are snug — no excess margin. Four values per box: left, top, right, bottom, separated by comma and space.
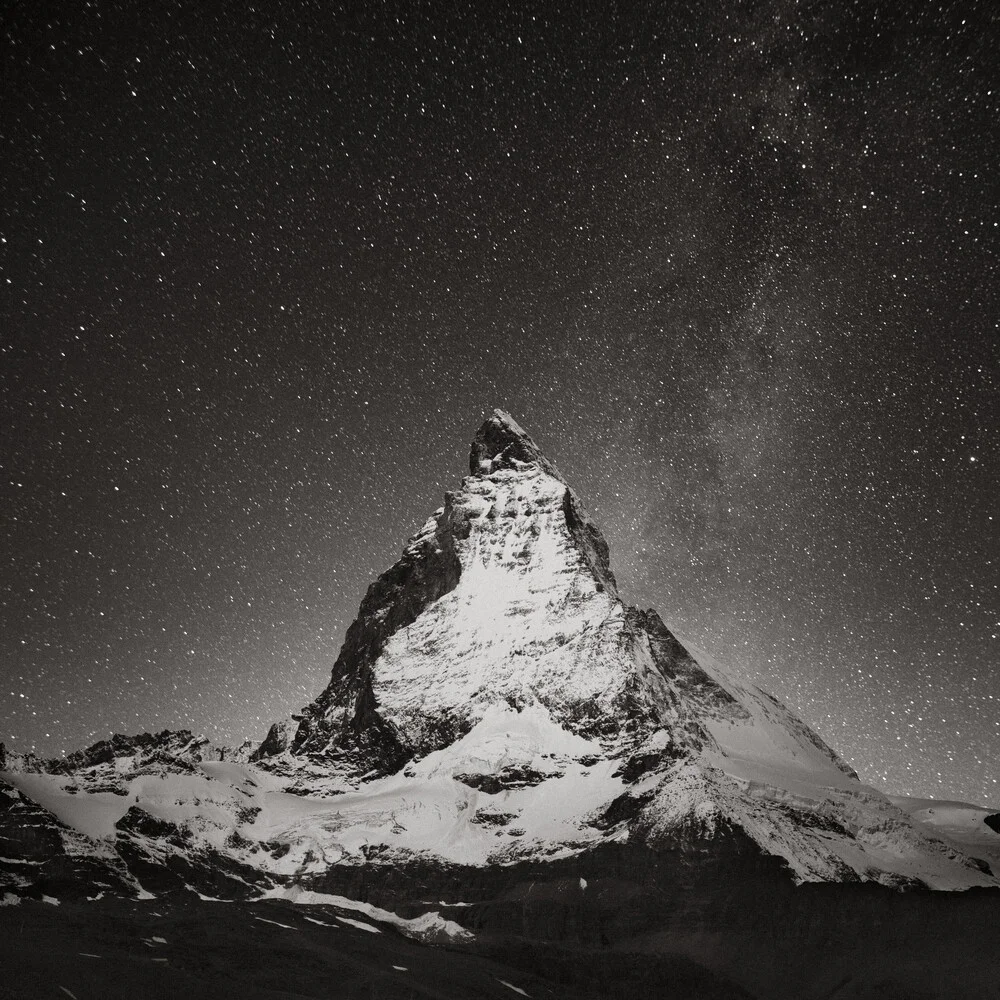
283, 497, 464, 769
0, 779, 65, 862
562, 487, 618, 595
469, 408, 562, 479
115, 807, 188, 842
633, 608, 741, 714
591, 790, 657, 830
0, 779, 138, 901
114, 838, 272, 900
614, 748, 681, 783
454, 766, 551, 795
249, 718, 293, 761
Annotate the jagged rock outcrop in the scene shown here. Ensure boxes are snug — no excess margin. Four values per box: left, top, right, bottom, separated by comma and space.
0, 779, 65, 861
3, 730, 251, 779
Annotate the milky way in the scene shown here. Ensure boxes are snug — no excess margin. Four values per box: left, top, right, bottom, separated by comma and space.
2, 2, 997, 805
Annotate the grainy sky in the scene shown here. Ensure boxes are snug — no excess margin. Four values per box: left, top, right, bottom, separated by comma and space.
3, 1, 997, 805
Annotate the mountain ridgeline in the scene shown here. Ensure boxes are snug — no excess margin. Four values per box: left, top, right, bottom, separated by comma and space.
2, 410, 998, 999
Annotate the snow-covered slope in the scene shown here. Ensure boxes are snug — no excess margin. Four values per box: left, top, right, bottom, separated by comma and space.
2, 410, 996, 903
888, 794, 1000, 875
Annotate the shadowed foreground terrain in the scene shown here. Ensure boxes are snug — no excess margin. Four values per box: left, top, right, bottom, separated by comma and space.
2, 879, 999, 1000
0, 895, 750, 1000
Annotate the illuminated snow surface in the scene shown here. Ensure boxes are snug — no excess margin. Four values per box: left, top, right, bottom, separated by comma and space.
4, 688, 996, 893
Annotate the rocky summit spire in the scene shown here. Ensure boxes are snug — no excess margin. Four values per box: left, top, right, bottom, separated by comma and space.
469, 408, 563, 480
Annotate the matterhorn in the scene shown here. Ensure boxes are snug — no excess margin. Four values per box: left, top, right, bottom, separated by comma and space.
2, 410, 998, 1000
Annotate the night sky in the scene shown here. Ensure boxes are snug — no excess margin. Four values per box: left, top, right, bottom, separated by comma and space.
3, 2, 997, 806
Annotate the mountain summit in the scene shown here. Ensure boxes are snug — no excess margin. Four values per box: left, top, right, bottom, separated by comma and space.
255, 408, 755, 777
1, 411, 997, 915
469, 408, 564, 478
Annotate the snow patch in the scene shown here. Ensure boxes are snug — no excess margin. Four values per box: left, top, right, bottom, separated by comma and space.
260, 886, 475, 945
254, 916, 296, 930
336, 916, 381, 934
498, 980, 531, 997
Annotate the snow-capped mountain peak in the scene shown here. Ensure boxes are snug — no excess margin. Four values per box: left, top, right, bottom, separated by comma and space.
259, 408, 753, 776
2, 411, 997, 910
238, 411, 996, 890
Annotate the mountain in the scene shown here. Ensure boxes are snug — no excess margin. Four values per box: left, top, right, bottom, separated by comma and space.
2, 410, 998, 999
243, 409, 996, 889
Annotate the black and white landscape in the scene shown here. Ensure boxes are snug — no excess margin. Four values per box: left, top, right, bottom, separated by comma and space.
4, 1, 998, 996
3, 413, 998, 998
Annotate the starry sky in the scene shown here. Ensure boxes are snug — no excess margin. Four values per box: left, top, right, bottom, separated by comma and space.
3, 1, 997, 805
